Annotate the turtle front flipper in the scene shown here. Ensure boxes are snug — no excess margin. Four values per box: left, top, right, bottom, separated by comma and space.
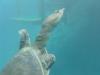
19, 29, 31, 49
34, 8, 65, 50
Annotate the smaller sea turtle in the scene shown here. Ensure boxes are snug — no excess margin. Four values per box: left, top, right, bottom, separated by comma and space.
1, 8, 65, 75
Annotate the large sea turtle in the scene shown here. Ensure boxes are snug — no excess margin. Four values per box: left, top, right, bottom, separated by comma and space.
1, 8, 65, 75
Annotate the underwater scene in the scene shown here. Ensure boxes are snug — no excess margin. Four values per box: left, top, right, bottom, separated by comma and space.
0, 0, 100, 75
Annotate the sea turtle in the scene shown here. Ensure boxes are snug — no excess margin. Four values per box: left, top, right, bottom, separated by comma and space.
1, 8, 65, 75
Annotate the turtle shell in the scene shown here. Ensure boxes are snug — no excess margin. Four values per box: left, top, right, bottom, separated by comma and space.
1, 47, 45, 75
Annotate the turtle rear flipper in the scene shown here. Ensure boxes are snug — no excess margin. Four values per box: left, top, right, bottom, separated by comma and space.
19, 29, 31, 49
42, 54, 56, 70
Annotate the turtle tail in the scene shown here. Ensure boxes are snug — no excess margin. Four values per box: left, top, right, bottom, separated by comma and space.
19, 29, 31, 49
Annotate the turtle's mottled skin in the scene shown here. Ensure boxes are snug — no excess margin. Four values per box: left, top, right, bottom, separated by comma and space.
1, 8, 65, 75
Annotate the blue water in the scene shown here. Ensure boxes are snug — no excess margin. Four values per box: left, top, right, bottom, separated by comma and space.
0, 0, 100, 75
